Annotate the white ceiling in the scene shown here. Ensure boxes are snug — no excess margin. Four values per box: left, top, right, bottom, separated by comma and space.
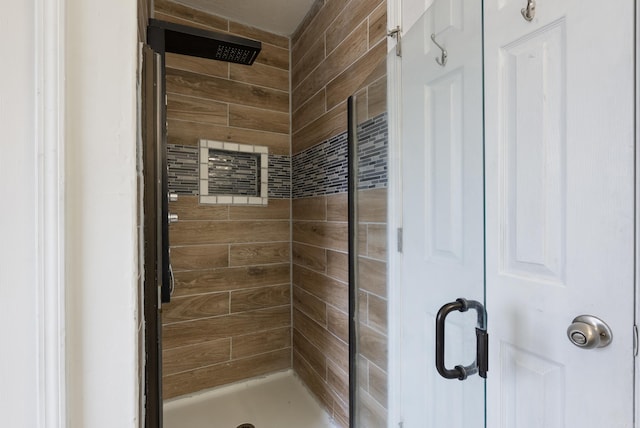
172, 0, 318, 36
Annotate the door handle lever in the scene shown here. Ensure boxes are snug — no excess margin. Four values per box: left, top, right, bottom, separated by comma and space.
436, 298, 488, 380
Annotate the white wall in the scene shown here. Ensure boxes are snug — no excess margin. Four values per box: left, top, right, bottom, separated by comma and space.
0, 0, 139, 426
65, 0, 139, 426
0, 1, 38, 425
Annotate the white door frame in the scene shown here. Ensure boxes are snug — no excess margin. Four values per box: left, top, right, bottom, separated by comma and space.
386, 0, 404, 426
35, 0, 67, 425
386, 1, 639, 427
635, 1, 640, 424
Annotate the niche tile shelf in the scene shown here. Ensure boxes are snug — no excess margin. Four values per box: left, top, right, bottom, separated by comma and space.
199, 139, 269, 205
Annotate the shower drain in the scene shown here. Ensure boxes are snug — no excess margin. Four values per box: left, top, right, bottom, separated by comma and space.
236, 424, 255, 428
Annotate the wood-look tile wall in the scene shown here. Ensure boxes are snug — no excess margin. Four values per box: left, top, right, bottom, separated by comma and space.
356, 188, 388, 427
291, 0, 387, 155
291, 1, 388, 426
153, 1, 292, 399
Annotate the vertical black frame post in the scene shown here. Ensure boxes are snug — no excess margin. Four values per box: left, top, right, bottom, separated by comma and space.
347, 96, 358, 427
141, 44, 163, 428
147, 24, 171, 304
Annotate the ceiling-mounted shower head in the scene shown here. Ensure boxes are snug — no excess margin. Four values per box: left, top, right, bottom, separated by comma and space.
149, 19, 262, 66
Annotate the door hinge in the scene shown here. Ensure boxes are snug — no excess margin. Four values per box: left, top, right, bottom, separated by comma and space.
397, 227, 403, 252
634, 324, 638, 357
387, 26, 402, 57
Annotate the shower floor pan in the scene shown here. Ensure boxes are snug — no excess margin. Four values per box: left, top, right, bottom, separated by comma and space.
163, 370, 338, 428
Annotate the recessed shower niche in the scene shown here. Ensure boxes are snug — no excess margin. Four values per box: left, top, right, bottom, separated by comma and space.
198, 139, 269, 205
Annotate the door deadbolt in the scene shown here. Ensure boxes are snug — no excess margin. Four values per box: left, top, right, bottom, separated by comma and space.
566, 315, 612, 349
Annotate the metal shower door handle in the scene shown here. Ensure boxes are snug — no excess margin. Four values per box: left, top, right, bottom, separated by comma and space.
435, 298, 488, 380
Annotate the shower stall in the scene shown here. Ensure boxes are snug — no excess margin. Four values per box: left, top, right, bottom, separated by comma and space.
141, 1, 390, 426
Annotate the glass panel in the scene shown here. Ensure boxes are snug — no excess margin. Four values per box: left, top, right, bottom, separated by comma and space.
349, 60, 390, 427
395, 0, 485, 427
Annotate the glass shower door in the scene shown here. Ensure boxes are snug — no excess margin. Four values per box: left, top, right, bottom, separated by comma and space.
394, 0, 486, 426
349, 72, 391, 427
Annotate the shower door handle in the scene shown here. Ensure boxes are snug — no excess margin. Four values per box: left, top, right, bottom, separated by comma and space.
435, 298, 488, 380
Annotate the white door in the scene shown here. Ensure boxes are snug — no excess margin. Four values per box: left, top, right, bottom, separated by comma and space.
398, 0, 485, 426
484, 1, 635, 427
394, 0, 636, 427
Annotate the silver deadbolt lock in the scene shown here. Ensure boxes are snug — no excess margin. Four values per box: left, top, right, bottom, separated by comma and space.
567, 315, 612, 349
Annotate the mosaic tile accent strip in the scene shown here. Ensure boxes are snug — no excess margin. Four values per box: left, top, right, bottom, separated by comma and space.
206, 149, 260, 197
357, 113, 388, 190
292, 113, 388, 199
168, 144, 199, 195
168, 144, 291, 200
269, 155, 291, 198
292, 133, 348, 198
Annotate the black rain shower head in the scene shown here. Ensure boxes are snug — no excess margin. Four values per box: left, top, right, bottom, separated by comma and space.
149, 19, 262, 66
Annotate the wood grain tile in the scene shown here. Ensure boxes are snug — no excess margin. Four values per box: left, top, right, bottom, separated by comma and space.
167, 118, 290, 155
327, 306, 348, 342
229, 104, 290, 134
292, 242, 327, 272
354, 87, 368, 124
359, 290, 369, 324
291, 0, 325, 46
230, 284, 290, 313
292, 89, 326, 133
368, 362, 388, 407
229, 199, 290, 220
174, 263, 290, 296
138, 0, 150, 43
163, 292, 230, 324
367, 224, 387, 260
358, 257, 386, 297
293, 285, 327, 325
292, 36, 326, 90
292, 196, 326, 221
170, 220, 290, 245
359, 224, 368, 256
368, 1, 388, 47
327, 359, 349, 404
154, 0, 229, 31
228, 21, 289, 49
162, 338, 231, 375
169, 195, 228, 221
292, 0, 349, 64
293, 23, 368, 111
325, 40, 386, 110
327, 250, 348, 282
293, 329, 327, 377
359, 324, 387, 370
167, 92, 228, 126
170, 244, 229, 271
359, 389, 387, 428
292, 101, 347, 154
367, 76, 387, 118
254, 43, 289, 71
293, 265, 348, 312
293, 221, 348, 252
325, 0, 383, 54
294, 309, 348, 372
165, 52, 228, 79
164, 306, 290, 349
367, 294, 387, 333
293, 350, 334, 410
358, 188, 387, 222
231, 327, 291, 359
166, 68, 289, 113
164, 348, 290, 399
327, 193, 348, 221
230, 62, 289, 92
229, 242, 290, 266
